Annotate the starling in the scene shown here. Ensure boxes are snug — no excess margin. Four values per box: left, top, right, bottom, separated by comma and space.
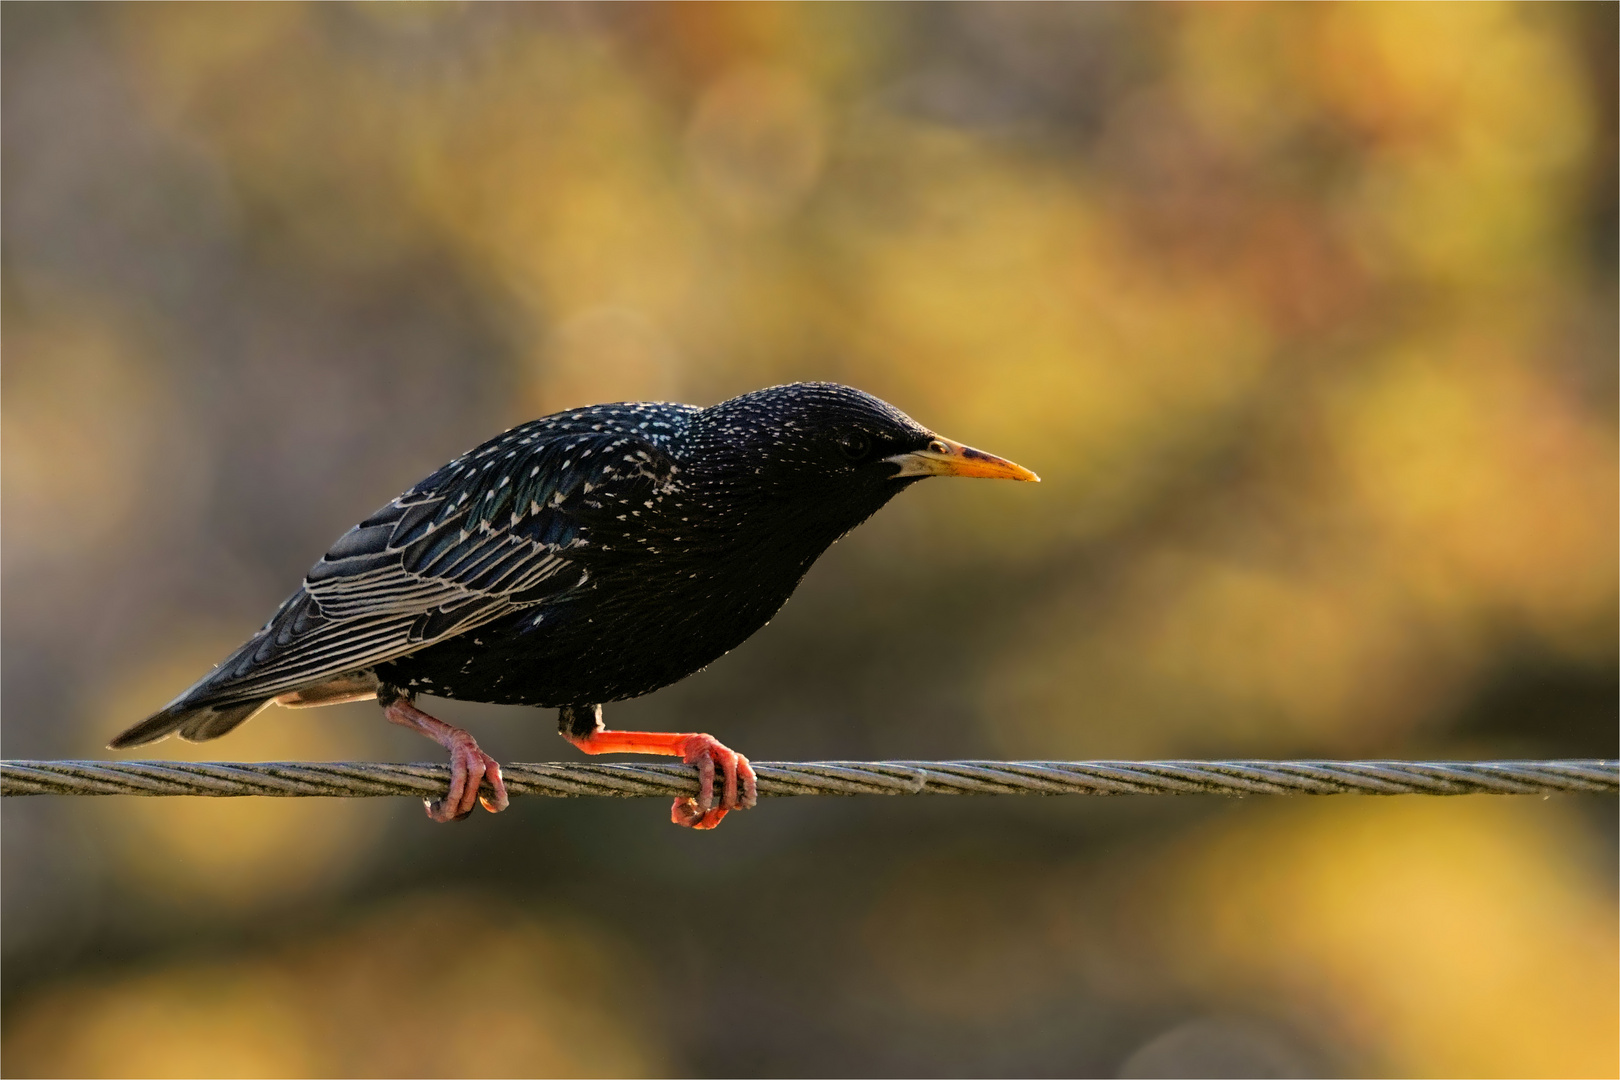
111, 383, 1038, 828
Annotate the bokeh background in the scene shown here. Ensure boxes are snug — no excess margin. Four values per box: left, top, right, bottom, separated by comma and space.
3, 3, 1616, 1076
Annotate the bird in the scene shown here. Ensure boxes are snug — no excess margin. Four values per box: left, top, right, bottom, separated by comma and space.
110, 382, 1038, 829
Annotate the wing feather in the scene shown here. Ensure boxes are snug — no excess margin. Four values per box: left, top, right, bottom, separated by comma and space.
177, 424, 679, 709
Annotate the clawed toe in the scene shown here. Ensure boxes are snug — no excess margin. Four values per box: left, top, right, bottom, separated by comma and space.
427, 799, 475, 823
672, 734, 753, 829
562, 722, 755, 831
384, 695, 509, 823
476, 750, 510, 814
424, 763, 504, 821
671, 798, 730, 829
737, 756, 758, 810
424, 742, 491, 822
425, 745, 507, 822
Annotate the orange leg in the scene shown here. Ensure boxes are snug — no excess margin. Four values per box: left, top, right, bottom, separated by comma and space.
562, 720, 757, 830
382, 692, 509, 822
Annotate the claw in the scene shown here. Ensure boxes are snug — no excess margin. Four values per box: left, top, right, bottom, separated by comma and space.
674, 734, 751, 829
384, 694, 509, 823
673, 802, 729, 829
562, 722, 754, 830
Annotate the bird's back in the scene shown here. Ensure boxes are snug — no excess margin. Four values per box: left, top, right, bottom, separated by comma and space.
111, 383, 939, 747
112, 401, 704, 746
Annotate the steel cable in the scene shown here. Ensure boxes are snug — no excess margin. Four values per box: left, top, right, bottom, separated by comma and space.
2, 758, 1615, 799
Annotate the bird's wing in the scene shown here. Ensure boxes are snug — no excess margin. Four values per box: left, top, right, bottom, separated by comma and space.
186, 427, 679, 707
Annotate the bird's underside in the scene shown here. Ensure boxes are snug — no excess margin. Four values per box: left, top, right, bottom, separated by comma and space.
109, 384, 1037, 829
110, 403, 768, 826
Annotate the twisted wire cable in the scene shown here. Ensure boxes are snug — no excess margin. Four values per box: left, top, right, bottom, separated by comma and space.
2, 758, 1614, 799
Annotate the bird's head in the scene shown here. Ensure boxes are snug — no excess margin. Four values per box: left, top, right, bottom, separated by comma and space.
687, 382, 1037, 537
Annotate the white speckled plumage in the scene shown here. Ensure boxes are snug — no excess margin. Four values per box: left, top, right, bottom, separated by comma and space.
109, 383, 980, 748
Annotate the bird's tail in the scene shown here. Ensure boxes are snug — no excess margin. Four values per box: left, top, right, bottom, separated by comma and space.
108, 696, 271, 749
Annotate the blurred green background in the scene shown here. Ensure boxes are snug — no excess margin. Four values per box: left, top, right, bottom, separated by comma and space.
3, 3, 1616, 1077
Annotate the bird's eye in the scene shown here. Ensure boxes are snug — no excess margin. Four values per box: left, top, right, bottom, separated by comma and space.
928, 439, 950, 455
837, 432, 871, 461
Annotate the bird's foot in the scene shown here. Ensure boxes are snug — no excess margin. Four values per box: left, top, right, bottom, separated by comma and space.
431, 730, 508, 822
382, 694, 509, 822
561, 722, 756, 830
671, 733, 757, 831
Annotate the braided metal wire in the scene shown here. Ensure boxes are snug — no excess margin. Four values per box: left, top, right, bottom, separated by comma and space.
2, 758, 1614, 799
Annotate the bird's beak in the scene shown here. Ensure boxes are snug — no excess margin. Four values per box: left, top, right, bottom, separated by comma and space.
885, 436, 1040, 482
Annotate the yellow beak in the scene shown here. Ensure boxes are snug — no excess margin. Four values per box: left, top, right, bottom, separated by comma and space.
885, 436, 1040, 482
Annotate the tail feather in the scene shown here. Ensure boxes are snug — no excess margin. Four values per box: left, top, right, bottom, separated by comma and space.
108, 698, 270, 750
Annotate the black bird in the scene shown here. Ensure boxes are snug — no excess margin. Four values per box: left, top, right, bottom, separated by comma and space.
111, 383, 1038, 828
